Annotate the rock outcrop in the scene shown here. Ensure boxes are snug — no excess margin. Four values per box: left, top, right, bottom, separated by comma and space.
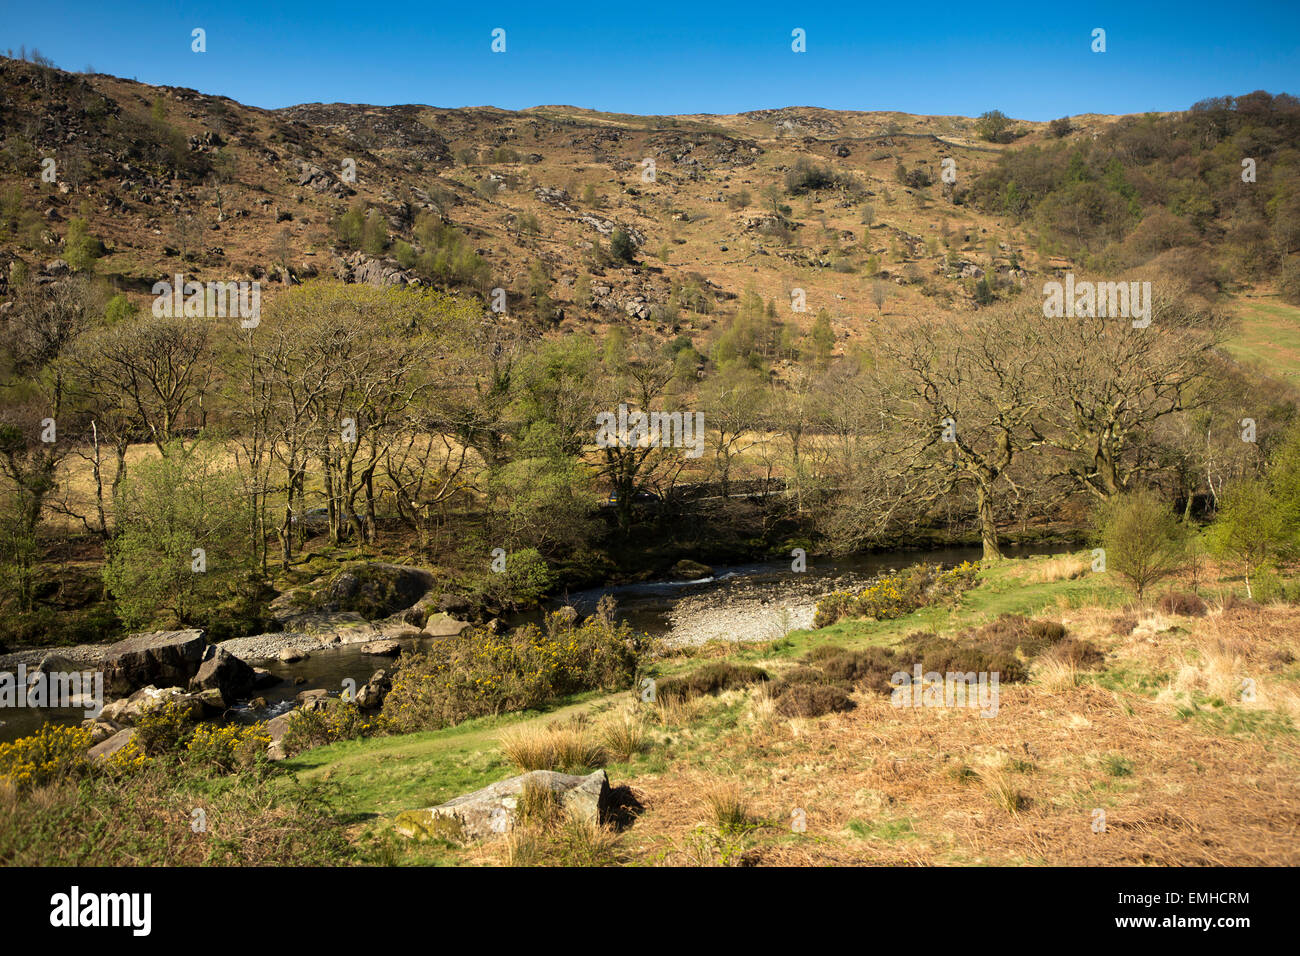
188, 645, 257, 705
394, 769, 611, 842
99, 630, 207, 696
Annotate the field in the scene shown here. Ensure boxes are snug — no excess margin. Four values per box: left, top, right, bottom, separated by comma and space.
1226, 297, 1300, 388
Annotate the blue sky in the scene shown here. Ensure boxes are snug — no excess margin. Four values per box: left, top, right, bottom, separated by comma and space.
2, 1, 1297, 118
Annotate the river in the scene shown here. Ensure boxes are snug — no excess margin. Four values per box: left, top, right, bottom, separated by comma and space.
0, 542, 1066, 743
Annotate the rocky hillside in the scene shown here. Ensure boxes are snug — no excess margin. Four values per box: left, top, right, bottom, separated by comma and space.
8, 56, 1286, 357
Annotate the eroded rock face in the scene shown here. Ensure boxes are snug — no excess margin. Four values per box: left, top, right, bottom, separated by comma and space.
394, 769, 611, 842
99, 631, 207, 696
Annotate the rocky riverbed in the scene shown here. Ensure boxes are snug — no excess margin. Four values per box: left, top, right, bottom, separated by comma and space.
662, 568, 879, 647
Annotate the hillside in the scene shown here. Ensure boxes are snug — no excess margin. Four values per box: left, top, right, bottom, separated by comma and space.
1, 56, 1140, 346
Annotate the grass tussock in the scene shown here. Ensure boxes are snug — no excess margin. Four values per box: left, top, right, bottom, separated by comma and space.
499, 723, 607, 774
600, 712, 648, 763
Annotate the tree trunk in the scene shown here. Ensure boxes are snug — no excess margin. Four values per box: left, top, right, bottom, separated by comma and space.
976, 482, 1003, 561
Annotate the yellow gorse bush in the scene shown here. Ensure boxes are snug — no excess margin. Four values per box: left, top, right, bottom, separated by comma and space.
814, 562, 979, 627
0, 724, 92, 789
186, 722, 273, 772
383, 611, 657, 734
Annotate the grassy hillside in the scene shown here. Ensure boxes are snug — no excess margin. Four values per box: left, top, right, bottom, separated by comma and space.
1227, 298, 1300, 387
277, 554, 1300, 866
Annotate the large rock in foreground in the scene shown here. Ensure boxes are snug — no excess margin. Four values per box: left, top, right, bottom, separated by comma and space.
395, 769, 610, 842
99, 630, 206, 696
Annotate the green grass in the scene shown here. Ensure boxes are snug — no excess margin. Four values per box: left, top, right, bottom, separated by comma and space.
846, 817, 918, 840
751, 551, 1124, 659
1175, 691, 1298, 740
1226, 298, 1300, 388
275, 692, 613, 816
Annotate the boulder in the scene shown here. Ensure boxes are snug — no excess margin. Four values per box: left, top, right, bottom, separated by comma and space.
436, 592, 473, 617
88, 727, 137, 761
193, 688, 226, 715
265, 710, 297, 761
81, 718, 124, 745
354, 669, 390, 710
99, 685, 205, 724
99, 630, 206, 696
669, 558, 714, 581
189, 645, 256, 703
278, 647, 308, 663
294, 688, 339, 714
360, 639, 401, 656
422, 613, 471, 638
320, 563, 435, 620
394, 769, 611, 842
251, 667, 282, 689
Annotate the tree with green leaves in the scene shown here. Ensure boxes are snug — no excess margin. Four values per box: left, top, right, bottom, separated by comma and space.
103, 441, 254, 628
975, 110, 1013, 143
1094, 488, 1188, 600
807, 309, 834, 368
609, 228, 636, 265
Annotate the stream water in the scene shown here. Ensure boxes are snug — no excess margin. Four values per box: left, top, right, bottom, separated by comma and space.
0, 542, 1066, 743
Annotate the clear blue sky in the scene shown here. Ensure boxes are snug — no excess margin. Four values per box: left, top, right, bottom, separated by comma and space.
2, 1, 1297, 119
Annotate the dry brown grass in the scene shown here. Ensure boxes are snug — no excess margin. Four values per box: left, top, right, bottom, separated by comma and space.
613, 604, 1300, 866
1017, 554, 1090, 585
499, 723, 606, 774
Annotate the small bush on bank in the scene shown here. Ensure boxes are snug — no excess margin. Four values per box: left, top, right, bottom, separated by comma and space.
814, 562, 979, 627
773, 681, 856, 718
185, 722, 272, 773
1157, 590, 1209, 616
0, 724, 91, 790
653, 662, 768, 704
280, 702, 381, 756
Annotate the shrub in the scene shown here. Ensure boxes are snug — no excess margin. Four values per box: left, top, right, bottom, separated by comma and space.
0, 724, 91, 789
134, 701, 198, 755
280, 702, 380, 755
773, 681, 855, 718
1041, 638, 1105, 669
815, 647, 900, 693
1157, 590, 1208, 617
383, 612, 655, 733
1093, 488, 1188, 600
1048, 117, 1073, 138
785, 158, 839, 195
653, 662, 768, 704
185, 722, 272, 773
1111, 614, 1138, 635
609, 228, 636, 264
813, 562, 978, 627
